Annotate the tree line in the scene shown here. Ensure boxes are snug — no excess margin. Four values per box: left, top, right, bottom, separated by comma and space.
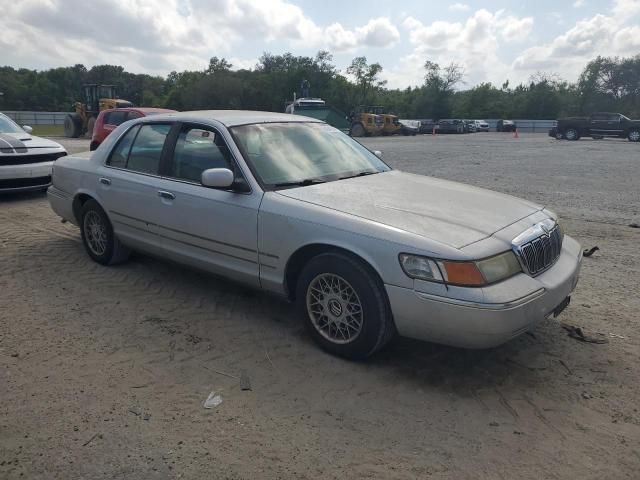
1, 52, 639, 120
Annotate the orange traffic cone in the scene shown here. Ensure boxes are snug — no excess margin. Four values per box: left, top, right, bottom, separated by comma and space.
513, 128, 519, 139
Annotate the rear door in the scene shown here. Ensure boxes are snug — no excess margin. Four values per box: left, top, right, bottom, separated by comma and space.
96, 122, 173, 254
150, 122, 261, 286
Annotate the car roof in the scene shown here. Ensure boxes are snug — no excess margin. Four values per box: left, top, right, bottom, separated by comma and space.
103, 107, 176, 114
146, 110, 324, 127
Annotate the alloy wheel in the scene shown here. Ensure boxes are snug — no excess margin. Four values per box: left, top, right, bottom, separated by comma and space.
306, 273, 363, 344
83, 211, 107, 256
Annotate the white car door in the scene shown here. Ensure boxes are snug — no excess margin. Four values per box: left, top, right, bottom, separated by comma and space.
147, 123, 261, 286
96, 122, 173, 254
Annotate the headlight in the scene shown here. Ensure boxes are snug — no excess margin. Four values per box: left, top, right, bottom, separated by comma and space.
475, 251, 522, 284
399, 254, 443, 282
399, 251, 522, 287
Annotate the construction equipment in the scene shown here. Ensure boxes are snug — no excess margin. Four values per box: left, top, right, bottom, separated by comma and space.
348, 106, 385, 137
358, 106, 402, 136
64, 84, 133, 138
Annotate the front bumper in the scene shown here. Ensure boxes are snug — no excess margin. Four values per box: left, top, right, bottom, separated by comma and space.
0, 161, 53, 192
386, 235, 582, 349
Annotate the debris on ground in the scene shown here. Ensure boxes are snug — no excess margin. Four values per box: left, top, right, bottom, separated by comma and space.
583, 246, 599, 257
240, 370, 251, 391
82, 433, 102, 447
581, 392, 593, 400
561, 324, 609, 344
628, 223, 639, 228
609, 333, 627, 339
203, 391, 223, 409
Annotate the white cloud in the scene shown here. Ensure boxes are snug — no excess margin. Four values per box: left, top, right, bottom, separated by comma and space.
573, 0, 585, 7
513, 0, 640, 80
386, 9, 533, 88
449, 3, 470, 12
0, 0, 400, 75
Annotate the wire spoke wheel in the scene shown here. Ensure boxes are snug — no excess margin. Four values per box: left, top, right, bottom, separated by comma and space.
83, 211, 107, 256
306, 273, 363, 344
629, 130, 640, 142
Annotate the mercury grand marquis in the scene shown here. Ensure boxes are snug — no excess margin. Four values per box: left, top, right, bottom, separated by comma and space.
48, 111, 582, 359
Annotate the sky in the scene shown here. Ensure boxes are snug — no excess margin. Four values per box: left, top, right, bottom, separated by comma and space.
1, 0, 639, 89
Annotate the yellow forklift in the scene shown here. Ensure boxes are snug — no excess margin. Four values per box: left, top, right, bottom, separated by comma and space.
64, 84, 133, 138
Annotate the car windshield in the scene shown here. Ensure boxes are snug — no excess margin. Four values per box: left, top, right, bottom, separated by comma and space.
231, 122, 391, 188
0, 115, 24, 133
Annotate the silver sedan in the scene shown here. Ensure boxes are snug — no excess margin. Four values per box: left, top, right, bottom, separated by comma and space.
48, 111, 582, 359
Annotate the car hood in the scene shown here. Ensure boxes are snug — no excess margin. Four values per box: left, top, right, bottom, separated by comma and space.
276, 170, 543, 249
0, 132, 63, 151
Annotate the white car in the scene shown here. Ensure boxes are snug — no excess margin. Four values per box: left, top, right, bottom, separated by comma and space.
474, 120, 490, 132
0, 113, 67, 192
48, 111, 582, 359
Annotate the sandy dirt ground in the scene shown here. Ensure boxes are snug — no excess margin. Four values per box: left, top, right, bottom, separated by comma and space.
1, 133, 639, 479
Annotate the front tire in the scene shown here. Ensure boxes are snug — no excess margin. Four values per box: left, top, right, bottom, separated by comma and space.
80, 199, 130, 265
296, 252, 395, 360
628, 129, 640, 142
64, 114, 81, 138
565, 128, 580, 141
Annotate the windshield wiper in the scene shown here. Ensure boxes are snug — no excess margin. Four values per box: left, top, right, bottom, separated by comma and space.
339, 170, 379, 180
273, 178, 326, 188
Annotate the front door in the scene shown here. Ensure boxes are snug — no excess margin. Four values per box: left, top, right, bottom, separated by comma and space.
150, 123, 262, 286
590, 113, 623, 136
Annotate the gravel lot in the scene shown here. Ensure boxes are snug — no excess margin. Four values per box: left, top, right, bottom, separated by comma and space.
1, 133, 639, 479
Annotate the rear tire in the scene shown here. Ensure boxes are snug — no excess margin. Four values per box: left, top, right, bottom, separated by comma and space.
628, 129, 640, 142
350, 123, 366, 137
296, 252, 395, 360
565, 128, 580, 141
80, 199, 130, 265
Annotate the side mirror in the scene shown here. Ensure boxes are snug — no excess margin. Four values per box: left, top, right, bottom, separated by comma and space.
373, 150, 383, 158
22, 125, 33, 134
201, 168, 234, 189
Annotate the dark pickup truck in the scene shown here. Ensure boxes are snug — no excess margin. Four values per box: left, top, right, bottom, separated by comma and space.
550, 112, 640, 142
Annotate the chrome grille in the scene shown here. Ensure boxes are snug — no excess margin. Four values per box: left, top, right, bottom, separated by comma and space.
513, 223, 563, 276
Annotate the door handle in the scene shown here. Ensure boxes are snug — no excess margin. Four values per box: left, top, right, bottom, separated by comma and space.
157, 190, 175, 200
99, 177, 111, 185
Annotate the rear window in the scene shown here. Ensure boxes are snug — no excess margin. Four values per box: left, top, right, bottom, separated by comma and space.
105, 111, 128, 126
126, 124, 171, 174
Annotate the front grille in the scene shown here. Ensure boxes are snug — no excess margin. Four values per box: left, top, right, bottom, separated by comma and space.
516, 225, 563, 276
0, 152, 66, 166
0, 176, 51, 189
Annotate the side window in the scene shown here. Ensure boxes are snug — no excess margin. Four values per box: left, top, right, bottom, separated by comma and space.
127, 111, 143, 121
608, 114, 621, 122
127, 124, 171, 174
367, 117, 373, 125
107, 125, 140, 168
169, 126, 234, 183
107, 111, 127, 126
591, 114, 607, 121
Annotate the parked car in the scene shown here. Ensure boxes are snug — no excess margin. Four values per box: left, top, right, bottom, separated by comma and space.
398, 119, 419, 136
463, 120, 477, 133
0, 112, 67, 193
48, 111, 582, 359
437, 119, 465, 134
551, 112, 640, 141
90, 107, 176, 151
497, 119, 517, 132
419, 119, 438, 134
474, 120, 490, 132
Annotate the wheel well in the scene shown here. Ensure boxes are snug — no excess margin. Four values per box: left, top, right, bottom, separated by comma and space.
284, 244, 383, 301
72, 193, 95, 223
